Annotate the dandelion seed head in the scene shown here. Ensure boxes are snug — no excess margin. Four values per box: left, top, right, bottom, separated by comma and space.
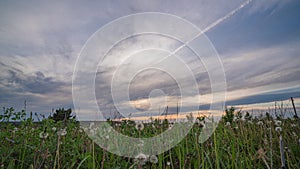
135, 122, 144, 131
149, 155, 158, 164
57, 128, 67, 136
52, 127, 57, 132
275, 126, 282, 132
134, 153, 148, 165
225, 122, 230, 126
167, 161, 171, 166
39, 132, 49, 139
89, 122, 95, 129
152, 124, 156, 129
275, 120, 282, 126
257, 121, 263, 126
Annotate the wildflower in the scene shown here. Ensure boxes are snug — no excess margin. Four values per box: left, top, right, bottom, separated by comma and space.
149, 155, 158, 164
167, 161, 171, 166
225, 122, 230, 126
57, 128, 67, 136
152, 124, 156, 129
12, 127, 18, 133
134, 153, 148, 165
135, 122, 144, 131
257, 121, 263, 126
275, 127, 282, 132
105, 135, 109, 139
233, 126, 238, 130
291, 124, 296, 127
52, 127, 57, 132
275, 120, 282, 126
89, 122, 95, 129
168, 123, 173, 130
39, 132, 49, 139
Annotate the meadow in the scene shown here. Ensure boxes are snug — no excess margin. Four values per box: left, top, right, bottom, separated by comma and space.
0, 107, 299, 169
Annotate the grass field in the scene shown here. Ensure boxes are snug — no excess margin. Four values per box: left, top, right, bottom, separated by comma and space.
0, 107, 300, 169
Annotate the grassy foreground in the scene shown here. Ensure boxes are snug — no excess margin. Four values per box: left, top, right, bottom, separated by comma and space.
0, 108, 300, 169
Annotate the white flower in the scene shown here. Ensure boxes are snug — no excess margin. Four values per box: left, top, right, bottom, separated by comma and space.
291, 124, 296, 127
225, 122, 230, 126
167, 161, 171, 166
134, 153, 148, 165
275, 120, 282, 126
57, 128, 67, 136
275, 127, 282, 132
39, 132, 49, 139
168, 123, 173, 130
105, 135, 109, 139
234, 126, 238, 130
135, 122, 144, 131
89, 122, 95, 129
199, 121, 205, 127
257, 121, 263, 126
52, 127, 57, 132
149, 155, 158, 164
152, 124, 156, 129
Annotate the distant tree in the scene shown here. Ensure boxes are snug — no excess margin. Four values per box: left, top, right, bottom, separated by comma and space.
223, 107, 235, 123
235, 109, 243, 121
49, 108, 74, 122
244, 111, 252, 121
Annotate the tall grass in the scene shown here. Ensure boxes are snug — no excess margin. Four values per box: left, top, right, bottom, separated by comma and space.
0, 107, 299, 168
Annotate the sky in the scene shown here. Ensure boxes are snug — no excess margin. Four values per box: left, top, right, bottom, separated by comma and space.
0, 0, 300, 120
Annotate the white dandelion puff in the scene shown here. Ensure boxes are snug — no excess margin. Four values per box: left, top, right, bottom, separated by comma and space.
225, 122, 230, 126
39, 132, 49, 139
57, 128, 67, 136
52, 127, 57, 132
257, 121, 263, 126
89, 122, 95, 129
135, 122, 144, 131
134, 153, 148, 165
167, 161, 171, 166
152, 124, 156, 129
275, 127, 282, 132
149, 155, 158, 164
275, 120, 282, 126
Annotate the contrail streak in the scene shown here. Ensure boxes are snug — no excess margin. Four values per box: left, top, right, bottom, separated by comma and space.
168, 0, 253, 57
